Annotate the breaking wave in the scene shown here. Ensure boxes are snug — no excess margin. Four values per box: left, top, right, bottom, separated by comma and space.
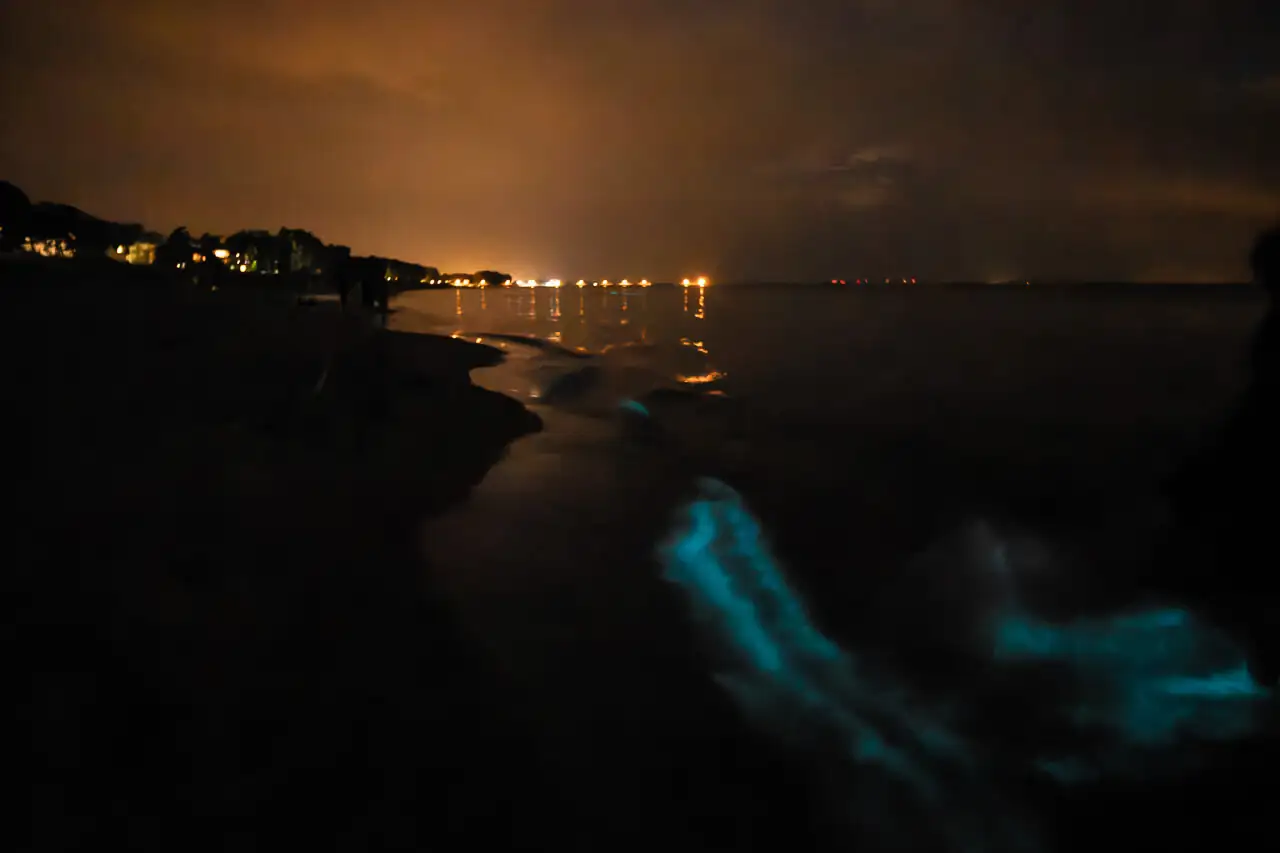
658, 478, 1274, 853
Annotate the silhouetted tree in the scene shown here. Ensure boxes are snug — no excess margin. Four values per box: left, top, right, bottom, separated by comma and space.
331, 245, 354, 307
0, 180, 32, 251
473, 270, 512, 285
23, 202, 120, 258
107, 222, 145, 251
1248, 225, 1280, 387
1163, 224, 1280, 685
155, 227, 194, 269
226, 227, 266, 270
279, 227, 325, 274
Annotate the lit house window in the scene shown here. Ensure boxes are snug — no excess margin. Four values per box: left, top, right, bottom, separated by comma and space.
22, 237, 75, 258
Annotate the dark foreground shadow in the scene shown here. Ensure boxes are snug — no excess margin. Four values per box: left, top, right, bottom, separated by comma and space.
1160, 226, 1280, 683
10, 264, 552, 851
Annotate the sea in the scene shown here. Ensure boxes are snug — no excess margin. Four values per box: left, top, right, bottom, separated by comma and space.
390, 283, 1275, 853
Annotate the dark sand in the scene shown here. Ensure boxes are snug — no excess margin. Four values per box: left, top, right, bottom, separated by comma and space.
11, 257, 555, 851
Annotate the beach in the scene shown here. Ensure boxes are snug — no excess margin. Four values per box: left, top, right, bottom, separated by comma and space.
14, 263, 1279, 852
12, 257, 554, 851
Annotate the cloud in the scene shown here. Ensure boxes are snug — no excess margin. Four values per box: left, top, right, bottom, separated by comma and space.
1, 0, 1277, 280
837, 183, 897, 210
831, 145, 912, 171
1075, 176, 1280, 219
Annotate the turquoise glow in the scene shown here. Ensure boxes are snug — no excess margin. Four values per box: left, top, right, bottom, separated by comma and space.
658, 479, 1274, 847
658, 478, 1030, 853
993, 605, 1271, 776
619, 399, 650, 417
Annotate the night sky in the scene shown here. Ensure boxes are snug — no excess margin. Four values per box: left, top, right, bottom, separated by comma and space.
2, 1, 1277, 282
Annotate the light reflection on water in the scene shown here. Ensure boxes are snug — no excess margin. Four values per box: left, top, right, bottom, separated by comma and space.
393, 287, 726, 427
399, 284, 712, 353
397, 286, 723, 397
393, 282, 1262, 558
402, 285, 1271, 849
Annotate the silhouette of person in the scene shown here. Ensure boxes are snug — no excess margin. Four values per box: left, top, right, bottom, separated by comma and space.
362, 269, 390, 329
335, 260, 353, 311
1246, 225, 1280, 390
1164, 225, 1280, 684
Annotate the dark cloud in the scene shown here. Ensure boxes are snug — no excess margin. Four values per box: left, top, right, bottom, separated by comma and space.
1, 0, 1276, 280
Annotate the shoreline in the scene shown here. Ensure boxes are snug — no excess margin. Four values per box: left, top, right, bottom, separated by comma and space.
12, 257, 554, 851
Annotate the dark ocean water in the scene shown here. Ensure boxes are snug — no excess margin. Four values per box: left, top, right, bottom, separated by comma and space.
392, 284, 1276, 852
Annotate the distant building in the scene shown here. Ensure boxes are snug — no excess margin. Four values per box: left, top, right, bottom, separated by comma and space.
109, 231, 163, 265
22, 236, 75, 258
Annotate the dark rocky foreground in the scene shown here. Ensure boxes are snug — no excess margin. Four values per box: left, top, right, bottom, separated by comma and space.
9, 258, 555, 851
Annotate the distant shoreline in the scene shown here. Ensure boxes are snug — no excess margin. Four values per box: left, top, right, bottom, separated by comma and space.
6, 252, 542, 519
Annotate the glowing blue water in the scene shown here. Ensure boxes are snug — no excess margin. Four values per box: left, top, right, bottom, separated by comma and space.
658, 477, 1273, 850
620, 399, 650, 418
658, 478, 1033, 853
993, 605, 1271, 781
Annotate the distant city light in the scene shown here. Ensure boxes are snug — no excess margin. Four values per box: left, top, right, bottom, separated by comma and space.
239, 264, 248, 273
213, 249, 230, 259
682, 278, 691, 286
697, 276, 708, 287
115, 245, 125, 255
676, 370, 727, 385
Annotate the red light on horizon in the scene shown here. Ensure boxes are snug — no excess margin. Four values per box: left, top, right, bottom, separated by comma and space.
839, 279, 846, 285
911, 277, 917, 284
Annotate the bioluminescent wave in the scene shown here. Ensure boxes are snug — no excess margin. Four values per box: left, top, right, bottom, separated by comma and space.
658, 478, 1274, 850
992, 605, 1272, 782
619, 399, 650, 418
658, 478, 1036, 853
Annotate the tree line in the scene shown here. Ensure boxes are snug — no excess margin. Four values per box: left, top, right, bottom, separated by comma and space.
0, 179, 509, 294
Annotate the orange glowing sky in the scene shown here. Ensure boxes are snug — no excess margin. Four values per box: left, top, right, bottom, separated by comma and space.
2, 0, 1277, 281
